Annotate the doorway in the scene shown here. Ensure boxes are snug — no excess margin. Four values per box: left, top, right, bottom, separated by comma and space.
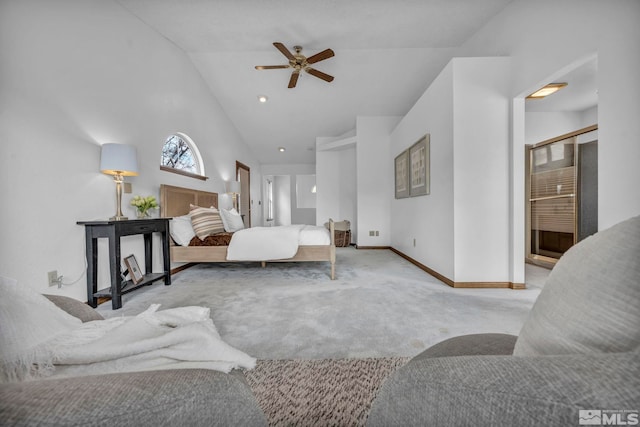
523, 55, 598, 268
526, 126, 598, 266
236, 161, 251, 227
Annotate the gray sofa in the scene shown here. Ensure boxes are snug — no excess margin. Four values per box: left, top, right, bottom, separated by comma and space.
368, 215, 640, 426
0, 295, 267, 426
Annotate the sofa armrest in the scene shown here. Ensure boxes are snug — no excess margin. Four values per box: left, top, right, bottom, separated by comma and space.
368, 350, 639, 427
413, 333, 517, 360
43, 294, 104, 322
0, 369, 266, 426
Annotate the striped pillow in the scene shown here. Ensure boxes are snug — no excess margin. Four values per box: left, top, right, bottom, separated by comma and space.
189, 204, 224, 240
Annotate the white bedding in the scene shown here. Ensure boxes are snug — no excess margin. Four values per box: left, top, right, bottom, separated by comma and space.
299, 224, 331, 246
226, 224, 330, 261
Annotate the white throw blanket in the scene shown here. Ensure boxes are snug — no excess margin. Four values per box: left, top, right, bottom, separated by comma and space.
45, 304, 256, 379
0, 276, 255, 382
227, 224, 304, 261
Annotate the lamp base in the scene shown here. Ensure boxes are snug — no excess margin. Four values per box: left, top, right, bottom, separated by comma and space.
109, 215, 128, 221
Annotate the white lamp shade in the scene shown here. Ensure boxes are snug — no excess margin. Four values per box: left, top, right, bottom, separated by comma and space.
100, 143, 139, 176
225, 181, 241, 194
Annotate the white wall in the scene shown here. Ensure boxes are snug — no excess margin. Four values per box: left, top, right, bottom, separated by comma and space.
525, 112, 585, 145
525, 110, 599, 146
0, 0, 260, 300
461, 0, 640, 230
391, 58, 511, 283
393, 0, 638, 284
356, 117, 401, 246
316, 139, 357, 240
580, 106, 598, 129
316, 149, 343, 226
452, 58, 511, 282
391, 62, 455, 278
338, 147, 357, 242
273, 175, 292, 226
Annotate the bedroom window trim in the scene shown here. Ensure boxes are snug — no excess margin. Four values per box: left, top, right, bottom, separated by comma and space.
160, 132, 209, 181
159, 165, 208, 181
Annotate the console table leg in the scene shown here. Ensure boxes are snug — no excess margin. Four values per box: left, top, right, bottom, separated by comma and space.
108, 229, 123, 310
86, 232, 98, 308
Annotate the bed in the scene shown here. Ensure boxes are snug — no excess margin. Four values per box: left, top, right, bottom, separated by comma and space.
160, 184, 336, 279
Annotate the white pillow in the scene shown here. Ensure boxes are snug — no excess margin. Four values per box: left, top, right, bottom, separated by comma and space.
219, 208, 231, 232
169, 215, 196, 246
221, 208, 245, 232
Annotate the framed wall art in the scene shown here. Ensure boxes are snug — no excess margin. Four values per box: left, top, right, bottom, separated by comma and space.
394, 149, 410, 199
409, 134, 430, 197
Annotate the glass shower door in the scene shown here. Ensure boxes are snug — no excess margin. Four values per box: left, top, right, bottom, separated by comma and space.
528, 137, 577, 262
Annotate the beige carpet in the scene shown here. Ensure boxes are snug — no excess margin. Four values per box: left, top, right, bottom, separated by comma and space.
97, 248, 548, 360
245, 357, 410, 426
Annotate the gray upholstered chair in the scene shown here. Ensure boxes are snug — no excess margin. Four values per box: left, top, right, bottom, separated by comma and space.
0, 295, 267, 427
368, 215, 640, 426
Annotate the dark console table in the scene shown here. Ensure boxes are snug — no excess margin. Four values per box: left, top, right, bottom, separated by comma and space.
77, 218, 171, 310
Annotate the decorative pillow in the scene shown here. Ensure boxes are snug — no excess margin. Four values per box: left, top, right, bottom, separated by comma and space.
170, 214, 196, 246
513, 215, 640, 356
189, 204, 224, 240
219, 207, 231, 231
220, 208, 245, 232
1, 276, 82, 382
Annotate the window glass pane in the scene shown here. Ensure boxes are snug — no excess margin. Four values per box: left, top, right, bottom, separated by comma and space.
161, 135, 196, 173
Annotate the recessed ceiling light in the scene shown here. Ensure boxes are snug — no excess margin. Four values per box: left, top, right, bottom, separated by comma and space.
278, 147, 286, 152
258, 95, 268, 103
527, 83, 568, 99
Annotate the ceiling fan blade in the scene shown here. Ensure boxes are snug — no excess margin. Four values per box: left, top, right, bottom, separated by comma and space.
273, 42, 295, 61
306, 48, 334, 64
255, 65, 290, 70
288, 71, 300, 88
305, 67, 334, 83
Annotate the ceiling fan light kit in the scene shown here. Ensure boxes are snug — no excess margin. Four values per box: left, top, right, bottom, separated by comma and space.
255, 42, 334, 88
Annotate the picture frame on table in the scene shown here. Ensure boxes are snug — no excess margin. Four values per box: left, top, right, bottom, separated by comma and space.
394, 149, 410, 199
124, 254, 144, 284
409, 134, 430, 197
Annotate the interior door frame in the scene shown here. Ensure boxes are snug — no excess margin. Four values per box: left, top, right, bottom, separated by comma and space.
236, 161, 251, 227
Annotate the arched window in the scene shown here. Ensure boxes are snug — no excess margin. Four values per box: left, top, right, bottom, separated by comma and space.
160, 132, 207, 180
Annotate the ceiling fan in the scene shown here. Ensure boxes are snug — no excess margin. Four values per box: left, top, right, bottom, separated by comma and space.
255, 42, 334, 88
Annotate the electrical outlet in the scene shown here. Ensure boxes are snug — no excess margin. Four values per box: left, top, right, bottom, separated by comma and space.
375, 231, 379, 236
369, 230, 374, 236
48, 270, 58, 287
413, 238, 416, 247
123, 182, 132, 194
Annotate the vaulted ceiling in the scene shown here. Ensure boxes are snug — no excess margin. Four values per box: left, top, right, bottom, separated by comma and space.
116, 0, 519, 164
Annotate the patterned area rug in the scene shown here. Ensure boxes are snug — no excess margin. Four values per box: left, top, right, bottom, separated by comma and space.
244, 357, 410, 426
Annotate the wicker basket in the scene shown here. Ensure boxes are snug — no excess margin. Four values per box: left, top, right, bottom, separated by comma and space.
325, 220, 351, 247
334, 230, 351, 247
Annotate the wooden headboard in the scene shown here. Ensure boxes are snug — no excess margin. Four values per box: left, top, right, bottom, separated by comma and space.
160, 184, 218, 217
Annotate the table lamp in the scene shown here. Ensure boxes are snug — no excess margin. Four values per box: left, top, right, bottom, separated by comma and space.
100, 143, 139, 220
225, 180, 241, 211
